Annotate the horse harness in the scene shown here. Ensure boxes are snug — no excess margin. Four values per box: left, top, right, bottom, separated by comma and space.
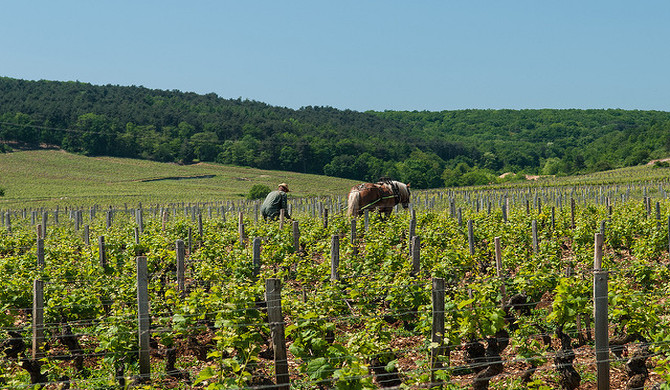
358, 181, 401, 211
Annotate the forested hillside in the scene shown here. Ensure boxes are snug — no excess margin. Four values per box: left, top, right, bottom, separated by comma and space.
1, 77, 670, 188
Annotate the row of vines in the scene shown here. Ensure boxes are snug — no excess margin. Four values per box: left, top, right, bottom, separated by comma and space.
2, 184, 670, 389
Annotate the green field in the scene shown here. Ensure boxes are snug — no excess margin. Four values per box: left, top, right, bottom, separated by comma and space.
2, 149, 670, 210
0, 149, 360, 207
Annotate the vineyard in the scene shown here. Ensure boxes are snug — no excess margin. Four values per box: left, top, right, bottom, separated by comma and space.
3, 183, 670, 389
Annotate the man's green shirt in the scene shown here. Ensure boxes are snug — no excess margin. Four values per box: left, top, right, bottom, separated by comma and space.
261, 190, 290, 220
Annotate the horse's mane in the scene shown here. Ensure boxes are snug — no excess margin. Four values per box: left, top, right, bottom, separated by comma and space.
347, 188, 360, 217
393, 181, 410, 203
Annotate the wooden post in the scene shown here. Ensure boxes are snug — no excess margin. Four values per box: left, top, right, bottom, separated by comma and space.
279, 209, 285, 229
409, 215, 417, 256
292, 221, 300, 254
188, 227, 193, 254
364, 209, 370, 231
252, 237, 261, 279
570, 197, 576, 229
265, 279, 289, 389
323, 208, 329, 229
176, 240, 185, 293
467, 219, 475, 256
136, 256, 151, 381
593, 233, 609, 390
32, 279, 45, 360
238, 212, 245, 247
198, 213, 203, 241
551, 207, 556, 231
41, 212, 47, 238
495, 237, 505, 305
532, 220, 538, 254
134, 227, 140, 246
99, 236, 106, 269
106, 209, 112, 229
350, 219, 358, 256
411, 236, 421, 276
136, 208, 144, 234
331, 235, 340, 281
430, 277, 446, 386
36, 238, 45, 268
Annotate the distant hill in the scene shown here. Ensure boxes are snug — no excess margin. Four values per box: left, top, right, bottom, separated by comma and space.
1, 77, 670, 188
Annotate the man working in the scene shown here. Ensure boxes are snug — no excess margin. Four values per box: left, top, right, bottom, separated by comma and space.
261, 183, 291, 221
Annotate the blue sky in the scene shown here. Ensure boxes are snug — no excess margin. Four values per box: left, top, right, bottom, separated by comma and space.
2, 1, 669, 112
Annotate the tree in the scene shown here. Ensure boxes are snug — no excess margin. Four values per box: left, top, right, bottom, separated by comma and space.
248, 184, 271, 200
541, 157, 564, 175
190, 132, 220, 161
76, 113, 115, 156
397, 151, 444, 189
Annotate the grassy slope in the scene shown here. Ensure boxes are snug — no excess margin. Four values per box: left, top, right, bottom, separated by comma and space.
0, 149, 360, 207
2, 149, 669, 208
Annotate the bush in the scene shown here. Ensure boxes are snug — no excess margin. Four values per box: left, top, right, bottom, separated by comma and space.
0, 188, 4, 197
248, 184, 271, 200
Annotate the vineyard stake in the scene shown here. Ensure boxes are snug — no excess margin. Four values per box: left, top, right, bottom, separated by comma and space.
331, 235, 340, 281
409, 215, 417, 256
495, 237, 505, 305
198, 213, 203, 240
411, 236, 421, 276
364, 209, 369, 231
136, 256, 151, 381
32, 278, 44, 360
532, 220, 538, 254
41, 212, 47, 238
99, 236, 106, 269
188, 227, 192, 254
293, 221, 300, 254
238, 212, 245, 247
467, 220, 474, 256
430, 277, 446, 387
350, 219, 358, 256
106, 209, 112, 229
176, 239, 185, 294
136, 208, 144, 234
252, 237, 261, 279
593, 233, 609, 390
36, 238, 45, 268
265, 278, 289, 389
551, 207, 555, 231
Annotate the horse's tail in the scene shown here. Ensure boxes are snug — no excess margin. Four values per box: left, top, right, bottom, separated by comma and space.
347, 189, 360, 217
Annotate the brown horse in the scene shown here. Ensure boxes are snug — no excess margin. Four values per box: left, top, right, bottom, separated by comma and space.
347, 179, 411, 217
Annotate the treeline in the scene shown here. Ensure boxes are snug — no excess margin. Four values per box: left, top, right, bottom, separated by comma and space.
1, 77, 670, 188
